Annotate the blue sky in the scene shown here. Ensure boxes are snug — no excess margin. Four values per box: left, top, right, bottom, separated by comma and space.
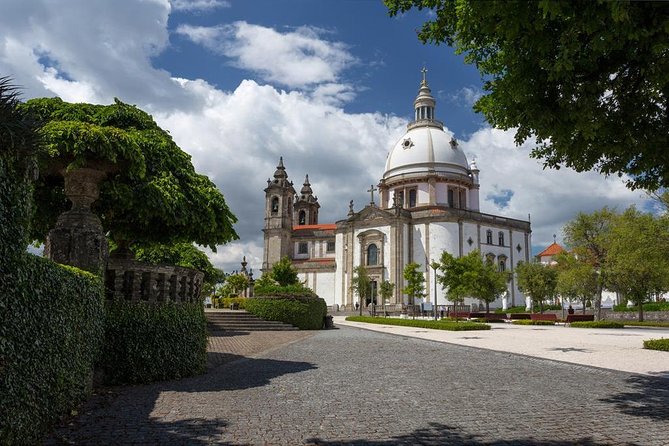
0, 0, 649, 272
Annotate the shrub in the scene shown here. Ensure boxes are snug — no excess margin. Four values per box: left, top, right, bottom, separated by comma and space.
570, 321, 625, 329
245, 295, 327, 330
622, 321, 669, 328
511, 320, 555, 326
345, 316, 491, 331
643, 338, 669, 352
613, 302, 669, 312
471, 318, 506, 323
98, 300, 208, 384
213, 296, 248, 309
0, 255, 105, 444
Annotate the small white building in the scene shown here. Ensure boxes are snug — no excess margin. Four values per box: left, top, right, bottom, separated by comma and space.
263, 71, 532, 310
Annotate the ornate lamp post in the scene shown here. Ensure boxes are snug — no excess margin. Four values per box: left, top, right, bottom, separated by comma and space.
431, 261, 440, 320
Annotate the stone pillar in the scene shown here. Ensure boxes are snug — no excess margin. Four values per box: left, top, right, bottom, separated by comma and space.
44, 167, 108, 274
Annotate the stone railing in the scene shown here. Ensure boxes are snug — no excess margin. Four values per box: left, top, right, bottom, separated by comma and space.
105, 258, 204, 303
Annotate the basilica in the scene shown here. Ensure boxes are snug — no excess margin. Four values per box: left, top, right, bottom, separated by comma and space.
262, 72, 532, 311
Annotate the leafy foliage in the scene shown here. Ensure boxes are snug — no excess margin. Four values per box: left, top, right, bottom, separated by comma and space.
605, 208, 669, 322
213, 296, 248, 309
555, 252, 598, 314
133, 242, 224, 285
643, 338, 669, 352
0, 255, 104, 444
98, 301, 208, 384
379, 280, 395, 304
345, 316, 491, 331
350, 265, 371, 311
21, 97, 238, 249
515, 261, 558, 313
245, 296, 327, 330
270, 256, 300, 286
402, 262, 425, 305
385, 1, 669, 190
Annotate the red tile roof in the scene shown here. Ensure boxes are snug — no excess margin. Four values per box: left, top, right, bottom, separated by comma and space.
538, 242, 565, 257
293, 224, 337, 231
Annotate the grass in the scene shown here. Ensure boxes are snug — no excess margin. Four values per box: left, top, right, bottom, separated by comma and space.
619, 321, 669, 328
570, 321, 625, 329
345, 316, 491, 331
643, 338, 669, 352
511, 320, 555, 326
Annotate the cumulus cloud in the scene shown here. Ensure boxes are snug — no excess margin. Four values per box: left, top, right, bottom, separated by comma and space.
447, 85, 484, 108
0, 0, 652, 273
170, 0, 230, 12
175, 21, 357, 89
460, 128, 648, 249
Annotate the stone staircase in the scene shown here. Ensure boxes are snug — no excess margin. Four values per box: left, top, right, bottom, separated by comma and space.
205, 310, 298, 332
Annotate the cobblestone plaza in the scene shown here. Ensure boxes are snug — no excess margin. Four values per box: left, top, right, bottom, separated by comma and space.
48, 326, 668, 445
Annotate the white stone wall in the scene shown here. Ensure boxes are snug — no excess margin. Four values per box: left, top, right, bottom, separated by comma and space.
417, 183, 430, 205
334, 232, 345, 307
428, 222, 460, 305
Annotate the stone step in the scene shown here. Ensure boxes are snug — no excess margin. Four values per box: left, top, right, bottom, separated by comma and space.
205, 310, 298, 332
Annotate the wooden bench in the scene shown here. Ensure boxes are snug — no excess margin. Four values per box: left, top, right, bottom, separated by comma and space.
509, 313, 532, 320
530, 313, 558, 322
565, 314, 594, 325
448, 311, 471, 320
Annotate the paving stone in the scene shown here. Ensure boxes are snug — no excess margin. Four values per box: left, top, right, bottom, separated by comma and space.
45, 326, 668, 445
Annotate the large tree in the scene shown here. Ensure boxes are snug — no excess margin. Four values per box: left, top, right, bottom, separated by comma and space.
385, 1, 669, 190
555, 252, 598, 314
402, 262, 425, 312
21, 97, 238, 250
515, 261, 558, 314
133, 242, 224, 286
605, 208, 669, 322
563, 207, 616, 320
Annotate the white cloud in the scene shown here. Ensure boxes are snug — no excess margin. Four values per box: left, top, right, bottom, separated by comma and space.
448, 85, 484, 108
460, 127, 648, 251
170, 0, 230, 12
175, 21, 357, 89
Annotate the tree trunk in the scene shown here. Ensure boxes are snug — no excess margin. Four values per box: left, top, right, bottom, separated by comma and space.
582, 298, 587, 315
594, 283, 603, 321
639, 302, 644, 323
485, 301, 490, 314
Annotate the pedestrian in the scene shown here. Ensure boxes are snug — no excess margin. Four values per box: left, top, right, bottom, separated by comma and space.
568, 305, 574, 315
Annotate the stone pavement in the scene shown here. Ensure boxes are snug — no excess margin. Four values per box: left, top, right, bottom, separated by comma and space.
46, 325, 669, 445
335, 316, 669, 378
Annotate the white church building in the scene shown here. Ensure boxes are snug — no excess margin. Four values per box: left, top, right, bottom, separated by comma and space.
262, 72, 531, 311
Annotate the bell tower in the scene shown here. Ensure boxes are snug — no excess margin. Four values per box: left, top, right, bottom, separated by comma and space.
263, 157, 296, 271
293, 174, 320, 226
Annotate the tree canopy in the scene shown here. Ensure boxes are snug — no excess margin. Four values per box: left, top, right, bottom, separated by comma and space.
133, 242, 224, 286
385, 0, 669, 190
555, 252, 598, 314
402, 262, 425, 306
350, 265, 371, 315
21, 97, 238, 249
515, 261, 558, 313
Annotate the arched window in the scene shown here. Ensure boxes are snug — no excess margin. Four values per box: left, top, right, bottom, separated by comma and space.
367, 244, 378, 266
486, 230, 493, 244
498, 231, 505, 246
298, 210, 306, 225
271, 197, 279, 214
408, 189, 417, 207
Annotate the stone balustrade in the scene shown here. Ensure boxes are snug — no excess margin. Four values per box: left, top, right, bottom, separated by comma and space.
105, 258, 204, 303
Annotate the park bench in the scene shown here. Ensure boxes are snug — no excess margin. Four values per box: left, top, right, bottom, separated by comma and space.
530, 313, 558, 323
449, 311, 471, 319
509, 313, 532, 320
564, 314, 595, 325
470, 312, 508, 321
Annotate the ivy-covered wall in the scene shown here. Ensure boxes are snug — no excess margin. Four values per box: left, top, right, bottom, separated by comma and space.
0, 255, 105, 444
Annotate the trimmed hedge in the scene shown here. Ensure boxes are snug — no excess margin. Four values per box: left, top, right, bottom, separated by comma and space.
98, 301, 208, 384
345, 316, 491, 331
213, 296, 248, 309
622, 321, 669, 328
245, 295, 327, 330
570, 321, 625, 329
643, 338, 669, 352
0, 255, 105, 444
471, 318, 506, 323
511, 320, 555, 326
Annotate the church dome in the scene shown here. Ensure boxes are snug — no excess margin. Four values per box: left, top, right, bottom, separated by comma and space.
382, 71, 470, 183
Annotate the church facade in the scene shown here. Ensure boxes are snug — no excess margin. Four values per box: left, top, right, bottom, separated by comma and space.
263, 73, 532, 310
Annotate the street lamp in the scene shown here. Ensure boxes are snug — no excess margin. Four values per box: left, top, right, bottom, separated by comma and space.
431, 261, 440, 320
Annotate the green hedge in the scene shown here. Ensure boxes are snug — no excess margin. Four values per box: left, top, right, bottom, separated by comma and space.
0, 255, 105, 444
213, 296, 248, 309
570, 321, 625, 329
621, 321, 669, 328
511, 320, 555, 326
245, 295, 327, 330
345, 316, 491, 331
643, 338, 669, 352
98, 300, 208, 384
